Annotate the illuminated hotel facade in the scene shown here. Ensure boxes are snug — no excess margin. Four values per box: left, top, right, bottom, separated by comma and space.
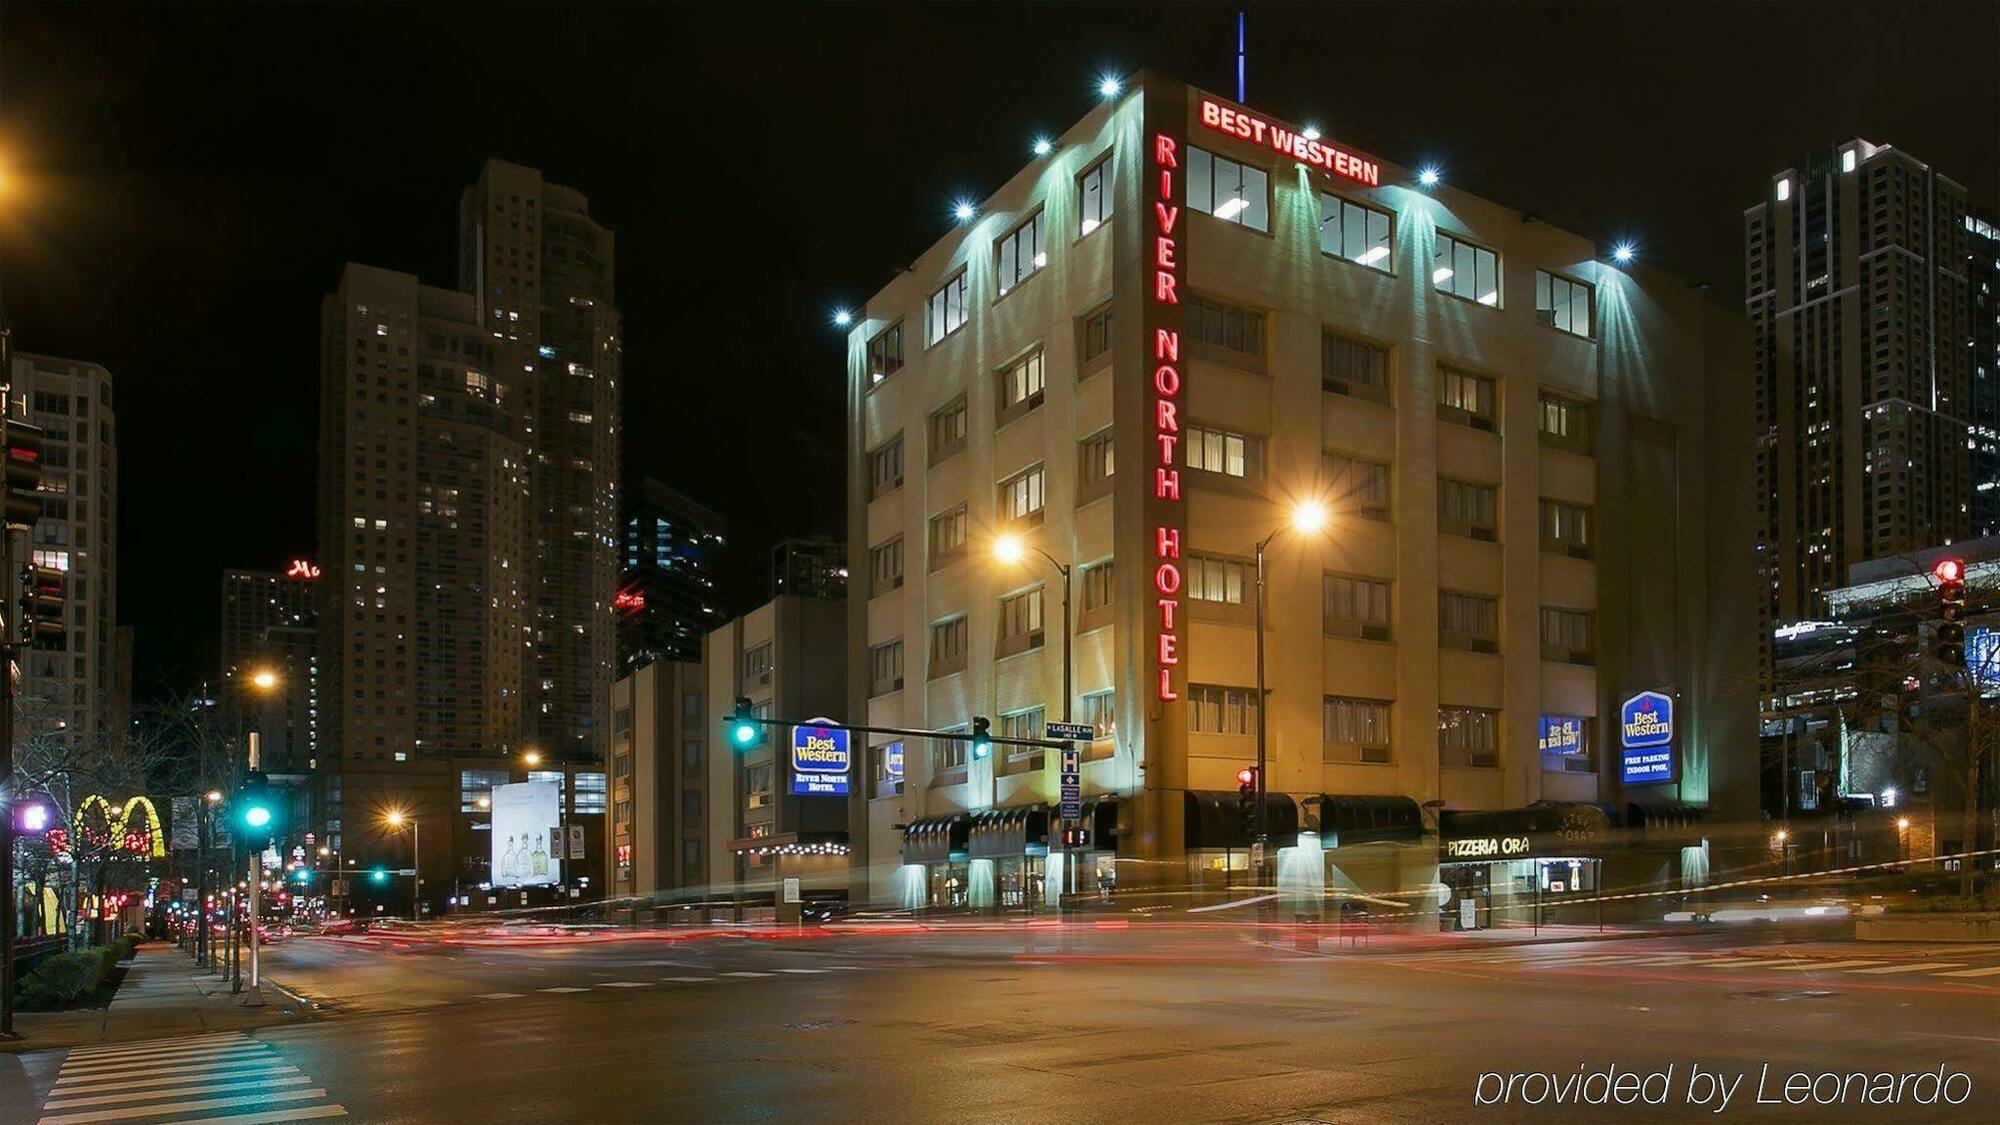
844, 73, 1757, 917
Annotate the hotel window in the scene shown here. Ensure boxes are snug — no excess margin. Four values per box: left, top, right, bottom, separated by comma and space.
1322, 452, 1390, 521
873, 742, 904, 798
997, 587, 1046, 656
869, 536, 904, 596
1324, 574, 1391, 640
1540, 606, 1594, 664
1538, 392, 1593, 454
997, 348, 1046, 423
933, 728, 969, 781
1440, 591, 1499, 652
869, 639, 905, 696
1082, 690, 1117, 751
995, 210, 1047, 296
1079, 559, 1115, 630
1190, 684, 1258, 735
1080, 304, 1114, 368
1185, 424, 1251, 478
1077, 427, 1115, 505
744, 763, 774, 810
1078, 158, 1113, 236
1324, 697, 1393, 764
929, 615, 969, 678
460, 768, 509, 812
1438, 365, 1497, 430
1535, 271, 1592, 337
1541, 717, 1594, 772
998, 708, 1046, 772
744, 642, 774, 681
925, 270, 968, 345
1322, 332, 1389, 404
1540, 498, 1593, 558
1433, 232, 1500, 306
1439, 707, 1499, 768
574, 773, 607, 815
929, 504, 967, 569
1317, 193, 1393, 271
999, 463, 1046, 526
1187, 147, 1269, 231
1438, 478, 1497, 540
1186, 554, 1246, 604
1188, 294, 1263, 355
869, 434, 904, 498
928, 396, 968, 465
867, 322, 905, 383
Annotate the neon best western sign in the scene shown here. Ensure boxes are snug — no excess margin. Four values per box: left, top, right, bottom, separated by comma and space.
1198, 99, 1379, 187
1151, 132, 1184, 702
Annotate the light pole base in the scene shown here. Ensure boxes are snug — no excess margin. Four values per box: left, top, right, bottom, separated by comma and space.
241, 984, 266, 1008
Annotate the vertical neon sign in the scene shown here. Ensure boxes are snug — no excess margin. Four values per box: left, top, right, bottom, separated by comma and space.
1152, 131, 1183, 703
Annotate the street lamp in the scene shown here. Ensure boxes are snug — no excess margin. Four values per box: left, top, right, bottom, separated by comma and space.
991, 533, 1073, 721
384, 809, 420, 922
1251, 501, 1332, 874
521, 749, 543, 768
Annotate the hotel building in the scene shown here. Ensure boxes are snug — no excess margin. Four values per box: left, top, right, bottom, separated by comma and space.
844, 73, 1757, 920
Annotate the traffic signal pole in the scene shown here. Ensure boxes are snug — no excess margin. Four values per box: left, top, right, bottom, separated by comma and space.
243, 733, 264, 1005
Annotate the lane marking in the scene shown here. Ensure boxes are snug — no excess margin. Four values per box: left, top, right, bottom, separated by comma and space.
1933, 964, 2000, 978
663, 976, 712, 983
1692, 958, 1800, 969
598, 981, 654, 988
39, 1087, 326, 1125
53, 1065, 299, 1095
167, 1107, 350, 1125
472, 992, 524, 999
46, 1075, 312, 1111
720, 971, 772, 978
1850, 963, 1968, 975
1768, 960, 1890, 971
536, 987, 589, 993
774, 968, 829, 974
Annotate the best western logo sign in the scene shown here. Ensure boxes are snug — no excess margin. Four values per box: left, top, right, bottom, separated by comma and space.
790, 724, 850, 797
1618, 691, 1676, 786
1197, 99, 1380, 186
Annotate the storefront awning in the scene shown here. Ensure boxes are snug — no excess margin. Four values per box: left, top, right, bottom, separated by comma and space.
1439, 801, 1614, 862
901, 814, 970, 865
1310, 794, 1424, 847
1184, 790, 1299, 850
967, 805, 1050, 859
1626, 802, 1706, 843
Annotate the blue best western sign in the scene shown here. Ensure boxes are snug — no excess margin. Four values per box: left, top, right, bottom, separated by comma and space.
790, 724, 851, 796
1618, 691, 1675, 785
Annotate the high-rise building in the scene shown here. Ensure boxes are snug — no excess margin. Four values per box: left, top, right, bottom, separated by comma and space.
606, 659, 706, 899
844, 73, 1756, 914
8, 352, 120, 752
618, 477, 727, 671
1968, 214, 2000, 537
1743, 142, 1972, 678
458, 160, 622, 764
220, 566, 321, 774
220, 567, 316, 685
767, 536, 846, 601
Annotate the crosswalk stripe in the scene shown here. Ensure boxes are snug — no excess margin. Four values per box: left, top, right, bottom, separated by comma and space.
1768, 960, 1890, 971
598, 981, 653, 988
45, 1075, 312, 1110
64, 1034, 225, 1060
721, 971, 772, 978
1850, 963, 1968, 975
53, 1055, 280, 1082
1932, 964, 2000, 978
774, 968, 829, 974
663, 976, 712, 983
53, 1064, 299, 1095
39, 1087, 326, 1125
166, 1105, 349, 1125
473, 992, 524, 999
61, 1043, 266, 1069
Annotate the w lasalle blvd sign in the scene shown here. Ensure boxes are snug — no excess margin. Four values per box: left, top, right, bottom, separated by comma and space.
790, 722, 851, 797
1619, 691, 1676, 786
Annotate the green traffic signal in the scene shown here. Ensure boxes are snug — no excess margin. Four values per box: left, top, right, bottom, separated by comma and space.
726, 696, 760, 749
970, 716, 993, 761
371, 868, 389, 884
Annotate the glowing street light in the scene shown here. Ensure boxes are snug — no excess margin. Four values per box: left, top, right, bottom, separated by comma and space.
250, 669, 279, 691
1290, 500, 1328, 535
991, 533, 1074, 724
1248, 498, 1333, 873
991, 533, 1025, 565
521, 749, 543, 768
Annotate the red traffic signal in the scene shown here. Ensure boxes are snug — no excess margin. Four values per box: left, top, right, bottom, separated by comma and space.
1235, 766, 1257, 790
1933, 558, 1965, 585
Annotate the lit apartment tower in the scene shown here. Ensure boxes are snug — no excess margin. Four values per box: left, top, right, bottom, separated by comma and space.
618, 476, 727, 671
220, 567, 316, 685
767, 536, 847, 601
1969, 214, 2000, 537
220, 567, 320, 773
458, 160, 622, 765
845, 74, 1756, 910
315, 263, 528, 851
7, 352, 119, 752
1743, 142, 1971, 677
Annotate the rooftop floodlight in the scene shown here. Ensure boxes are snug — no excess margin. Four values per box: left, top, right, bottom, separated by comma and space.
1418, 165, 1441, 188
1098, 75, 1122, 98
832, 309, 852, 327
1613, 242, 1637, 264
1033, 137, 1053, 157
953, 200, 976, 222
1302, 125, 1321, 141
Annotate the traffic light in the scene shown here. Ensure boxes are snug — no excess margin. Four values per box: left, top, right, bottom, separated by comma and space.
292, 867, 313, 884
726, 697, 760, 749
970, 716, 993, 761
11, 795, 57, 835
3, 422, 47, 529
19, 564, 65, 649
1935, 557, 1967, 667
1236, 767, 1258, 837
233, 771, 280, 850
370, 867, 389, 885
1060, 826, 1092, 848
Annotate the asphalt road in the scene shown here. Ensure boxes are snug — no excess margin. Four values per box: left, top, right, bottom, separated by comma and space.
6, 922, 1999, 1123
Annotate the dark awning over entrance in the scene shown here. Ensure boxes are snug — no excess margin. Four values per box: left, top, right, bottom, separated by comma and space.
1184, 791, 1299, 850
1438, 801, 1614, 862
901, 814, 970, 865
967, 806, 1051, 859
1311, 794, 1424, 847
1626, 802, 1707, 843
1078, 796, 1120, 847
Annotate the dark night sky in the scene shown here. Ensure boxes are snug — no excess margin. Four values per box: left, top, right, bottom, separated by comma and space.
0, 1, 1993, 700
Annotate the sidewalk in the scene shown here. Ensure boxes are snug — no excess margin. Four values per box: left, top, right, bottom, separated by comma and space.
2, 944, 312, 1053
